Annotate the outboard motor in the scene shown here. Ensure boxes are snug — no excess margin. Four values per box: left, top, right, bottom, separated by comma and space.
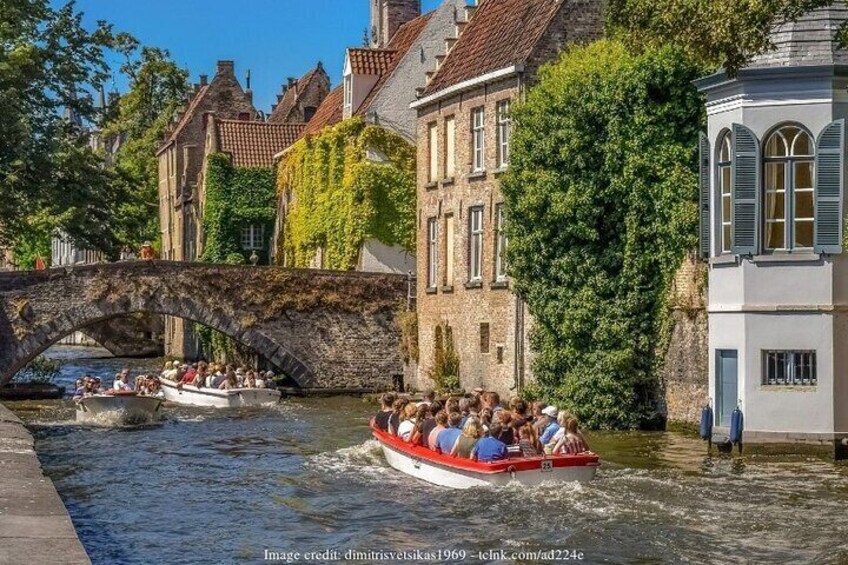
699, 404, 714, 450
729, 406, 744, 454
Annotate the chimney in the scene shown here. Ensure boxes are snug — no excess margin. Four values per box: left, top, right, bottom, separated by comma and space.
372, 0, 421, 48
245, 69, 253, 103
200, 74, 208, 86
216, 60, 235, 77
246, 69, 251, 90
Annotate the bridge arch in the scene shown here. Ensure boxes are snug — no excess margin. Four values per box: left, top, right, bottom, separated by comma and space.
0, 262, 407, 389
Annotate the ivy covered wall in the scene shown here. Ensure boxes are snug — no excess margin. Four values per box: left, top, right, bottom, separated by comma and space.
201, 153, 277, 265
276, 118, 416, 269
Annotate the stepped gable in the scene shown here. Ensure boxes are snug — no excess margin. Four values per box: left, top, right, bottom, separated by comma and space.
747, 3, 848, 68
268, 63, 328, 124
215, 120, 305, 167
423, 0, 563, 96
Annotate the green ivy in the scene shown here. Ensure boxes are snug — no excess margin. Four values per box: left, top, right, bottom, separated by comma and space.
501, 40, 705, 429
277, 118, 416, 269
200, 153, 277, 265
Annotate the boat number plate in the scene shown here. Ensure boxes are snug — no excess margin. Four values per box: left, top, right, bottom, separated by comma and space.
541, 460, 553, 473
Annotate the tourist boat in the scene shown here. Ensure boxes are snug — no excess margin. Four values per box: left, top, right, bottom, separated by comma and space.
75, 391, 163, 425
372, 426, 600, 489
158, 377, 281, 408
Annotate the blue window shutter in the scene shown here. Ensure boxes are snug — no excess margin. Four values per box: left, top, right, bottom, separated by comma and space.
814, 119, 844, 254
699, 133, 711, 259
731, 124, 760, 255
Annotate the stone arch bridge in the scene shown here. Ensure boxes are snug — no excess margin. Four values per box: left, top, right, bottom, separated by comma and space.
0, 261, 409, 389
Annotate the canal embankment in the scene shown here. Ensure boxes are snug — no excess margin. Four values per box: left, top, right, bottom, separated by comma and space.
0, 402, 89, 565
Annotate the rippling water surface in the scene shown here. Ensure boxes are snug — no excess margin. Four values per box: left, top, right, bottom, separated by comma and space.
10, 346, 848, 564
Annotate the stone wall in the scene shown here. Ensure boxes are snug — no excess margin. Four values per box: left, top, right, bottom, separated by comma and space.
0, 262, 407, 390
662, 256, 709, 424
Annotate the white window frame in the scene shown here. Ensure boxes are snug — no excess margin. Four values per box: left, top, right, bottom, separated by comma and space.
445, 116, 456, 179
494, 204, 507, 281
496, 100, 510, 169
762, 350, 817, 386
472, 107, 485, 172
469, 206, 484, 281
428, 122, 438, 183
427, 217, 438, 288
343, 74, 352, 114
444, 213, 455, 286
717, 132, 733, 254
241, 225, 264, 251
763, 125, 815, 252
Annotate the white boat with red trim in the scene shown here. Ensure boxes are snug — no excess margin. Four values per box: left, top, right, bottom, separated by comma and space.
159, 377, 281, 408
372, 426, 599, 489
76, 391, 164, 425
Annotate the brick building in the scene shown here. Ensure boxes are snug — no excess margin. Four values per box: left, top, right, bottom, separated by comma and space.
411, 0, 604, 394
267, 63, 330, 124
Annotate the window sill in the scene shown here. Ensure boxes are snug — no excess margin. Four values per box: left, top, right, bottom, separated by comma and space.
424, 181, 439, 190
440, 285, 454, 294
441, 177, 455, 187
493, 166, 509, 176
750, 252, 822, 264
464, 280, 483, 290
758, 385, 818, 392
490, 279, 509, 289
710, 255, 739, 266
425, 287, 438, 295
467, 171, 487, 181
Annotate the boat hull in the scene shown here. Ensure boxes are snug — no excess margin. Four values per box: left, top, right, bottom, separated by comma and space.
76, 395, 163, 425
159, 378, 281, 408
373, 428, 599, 489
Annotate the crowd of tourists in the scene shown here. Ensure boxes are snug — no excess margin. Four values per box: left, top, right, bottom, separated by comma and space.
72, 368, 163, 401
159, 360, 277, 391
373, 390, 589, 463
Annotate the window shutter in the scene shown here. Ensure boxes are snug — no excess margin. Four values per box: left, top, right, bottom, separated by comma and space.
731, 124, 761, 255
699, 132, 710, 259
814, 119, 845, 254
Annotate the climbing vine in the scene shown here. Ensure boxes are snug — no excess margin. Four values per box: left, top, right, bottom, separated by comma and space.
276, 118, 416, 269
501, 40, 705, 429
201, 153, 277, 265
428, 322, 461, 394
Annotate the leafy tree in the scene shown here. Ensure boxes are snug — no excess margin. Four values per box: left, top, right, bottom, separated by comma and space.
607, 0, 843, 74
501, 41, 705, 429
0, 0, 124, 254
102, 40, 189, 249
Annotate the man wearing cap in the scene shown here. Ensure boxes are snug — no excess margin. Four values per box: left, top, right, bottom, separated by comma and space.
539, 405, 561, 445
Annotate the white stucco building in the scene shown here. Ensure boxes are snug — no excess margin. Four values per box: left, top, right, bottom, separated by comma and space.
697, 5, 848, 454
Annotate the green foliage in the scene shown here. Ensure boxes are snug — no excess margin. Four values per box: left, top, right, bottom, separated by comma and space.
501, 40, 705, 429
428, 323, 460, 394
396, 309, 419, 365
13, 356, 62, 384
0, 0, 126, 254
11, 213, 51, 269
201, 154, 277, 265
277, 118, 416, 269
607, 0, 842, 74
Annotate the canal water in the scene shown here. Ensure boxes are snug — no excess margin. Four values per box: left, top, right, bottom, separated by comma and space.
9, 346, 848, 564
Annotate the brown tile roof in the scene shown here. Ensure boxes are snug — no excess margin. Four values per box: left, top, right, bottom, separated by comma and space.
423, 0, 563, 96
355, 12, 433, 117
268, 64, 324, 124
348, 48, 397, 75
215, 120, 305, 167
302, 85, 344, 137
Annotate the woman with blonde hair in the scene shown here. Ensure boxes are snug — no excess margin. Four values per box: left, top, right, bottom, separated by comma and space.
396, 402, 419, 441
552, 417, 589, 455
450, 417, 482, 459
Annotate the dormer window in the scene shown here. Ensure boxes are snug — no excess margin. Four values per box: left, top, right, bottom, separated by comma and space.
344, 74, 352, 115
763, 125, 815, 251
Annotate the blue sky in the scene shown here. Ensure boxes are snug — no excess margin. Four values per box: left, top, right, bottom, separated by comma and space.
60, 0, 443, 114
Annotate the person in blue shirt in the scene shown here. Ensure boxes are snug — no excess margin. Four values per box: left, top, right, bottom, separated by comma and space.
471, 423, 509, 463
434, 411, 463, 454
539, 405, 561, 445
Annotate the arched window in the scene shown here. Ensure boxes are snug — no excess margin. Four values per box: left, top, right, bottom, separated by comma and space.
716, 131, 732, 253
763, 125, 815, 251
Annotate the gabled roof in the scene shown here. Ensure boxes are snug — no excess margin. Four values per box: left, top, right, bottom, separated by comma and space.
347, 48, 397, 75
423, 0, 564, 96
158, 84, 210, 153
302, 85, 344, 137
355, 12, 433, 117
216, 120, 305, 167
268, 64, 326, 123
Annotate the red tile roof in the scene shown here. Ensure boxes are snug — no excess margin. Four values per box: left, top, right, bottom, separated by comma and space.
302, 85, 344, 137
348, 48, 397, 75
268, 64, 325, 124
216, 120, 305, 167
355, 12, 433, 117
423, 0, 564, 96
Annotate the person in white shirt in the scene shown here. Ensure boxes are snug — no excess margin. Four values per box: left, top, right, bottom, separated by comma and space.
396, 403, 419, 441
113, 372, 132, 391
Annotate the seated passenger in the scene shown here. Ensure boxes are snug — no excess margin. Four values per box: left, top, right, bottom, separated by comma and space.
417, 389, 435, 408
510, 398, 529, 430
219, 370, 237, 390
434, 412, 463, 454
460, 396, 481, 429
444, 397, 459, 415
539, 406, 561, 445
373, 392, 396, 431
72, 379, 85, 401
471, 423, 509, 462
552, 418, 589, 455
263, 371, 276, 389
530, 400, 546, 425
518, 424, 540, 457
495, 411, 514, 445
419, 401, 442, 448
450, 418, 482, 459
483, 391, 503, 414
409, 404, 429, 446
388, 397, 409, 436
428, 411, 448, 451
396, 403, 419, 441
